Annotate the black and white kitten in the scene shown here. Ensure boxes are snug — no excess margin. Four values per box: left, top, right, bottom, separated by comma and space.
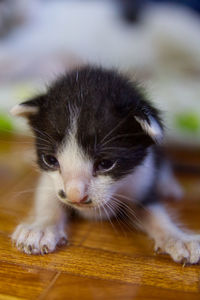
11, 66, 200, 264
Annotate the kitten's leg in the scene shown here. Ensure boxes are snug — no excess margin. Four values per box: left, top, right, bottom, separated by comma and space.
139, 203, 200, 264
12, 174, 67, 255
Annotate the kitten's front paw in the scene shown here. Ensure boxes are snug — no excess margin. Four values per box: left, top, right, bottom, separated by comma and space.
12, 223, 68, 255
155, 235, 200, 264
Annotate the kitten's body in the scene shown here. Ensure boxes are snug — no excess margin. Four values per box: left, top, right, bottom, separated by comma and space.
11, 66, 200, 264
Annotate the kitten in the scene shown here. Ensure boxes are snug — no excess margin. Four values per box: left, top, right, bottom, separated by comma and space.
11, 66, 200, 264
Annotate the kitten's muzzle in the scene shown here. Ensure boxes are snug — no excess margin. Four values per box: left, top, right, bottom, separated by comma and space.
68, 196, 92, 206
80, 196, 92, 204
65, 180, 91, 205
58, 189, 92, 205
68, 195, 91, 205
58, 190, 67, 199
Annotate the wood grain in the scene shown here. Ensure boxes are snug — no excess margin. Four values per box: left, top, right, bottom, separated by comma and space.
0, 232, 199, 292
0, 136, 200, 299
44, 273, 200, 300
0, 262, 55, 300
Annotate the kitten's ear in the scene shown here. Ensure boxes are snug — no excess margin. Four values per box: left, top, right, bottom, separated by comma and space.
10, 95, 44, 118
134, 105, 163, 144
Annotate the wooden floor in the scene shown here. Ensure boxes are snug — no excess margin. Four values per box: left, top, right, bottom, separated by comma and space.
0, 136, 200, 300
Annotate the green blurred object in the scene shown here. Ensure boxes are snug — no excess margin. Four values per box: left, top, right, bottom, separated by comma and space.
0, 112, 14, 135
175, 112, 200, 133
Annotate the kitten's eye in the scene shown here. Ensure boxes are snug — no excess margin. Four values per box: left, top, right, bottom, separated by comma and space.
96, 159, 116, 173
42, 154, 59, 169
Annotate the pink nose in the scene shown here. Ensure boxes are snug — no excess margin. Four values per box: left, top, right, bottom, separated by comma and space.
67, 188, 81, 203
66, 180, 90, 203
79, 195, 89, 203
67, 185, 89, 203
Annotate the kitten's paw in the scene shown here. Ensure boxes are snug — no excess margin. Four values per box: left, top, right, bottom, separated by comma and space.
12, 223, 68, 255
155, 235, 200, 264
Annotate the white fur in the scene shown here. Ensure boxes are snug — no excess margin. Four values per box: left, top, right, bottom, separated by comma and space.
59, 132, 92, 185
12, 173, 67, 254
141, 204, 200, 264
57, 115, 93, 204
157, 161, 183, 199
116, 149, 154, 202
12, 142, 200, 263
10, 104, 38, 117
11, 103, 199, 263
135, 116, 163, 143
46, 112, 117, 214
12, 222, 67, 255
12, 120, 186, 259
57, 135, 117, 213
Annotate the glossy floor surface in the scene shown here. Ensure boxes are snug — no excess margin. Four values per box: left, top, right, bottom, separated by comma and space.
0, 136, 200, 300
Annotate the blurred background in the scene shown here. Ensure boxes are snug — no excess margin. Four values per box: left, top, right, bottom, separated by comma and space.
0, 0, 200, 146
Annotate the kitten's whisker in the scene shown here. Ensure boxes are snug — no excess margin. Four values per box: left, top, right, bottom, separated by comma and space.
0, 141, 32, 145
35, 139, 56, 148
110, 196, 144, 227
112, 203, 141, 231
31, 126, 55, 144
99, 145, 138, 152
12, 187, 53, 196
99, 115, 129, 147
114, 192, 152, 216
102, 202, 117, 233
104, 204, 118, 233
100, 132, 145, 148
35, 137, 53, 145
105, 201, 126, 234
109, 200, 135, 232
36, 147, 54, 152
98, 203, 103, 225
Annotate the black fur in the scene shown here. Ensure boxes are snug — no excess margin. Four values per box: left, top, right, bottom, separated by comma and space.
22, 66, 163, 181
118, 0, 144, 23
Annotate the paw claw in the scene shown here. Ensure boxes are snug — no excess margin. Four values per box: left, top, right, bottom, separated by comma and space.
155, 235, 200, 265
26, 245, 33, 254
58, 237, 68, 247
18, 243, 24, 251
28, 245, 32, 251
41, 245, 49, 255
12, 223, 68, 255
182, 258, 188, 267
154, 247, 162, 254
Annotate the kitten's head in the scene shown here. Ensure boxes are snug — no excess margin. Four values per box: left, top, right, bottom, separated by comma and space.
11, 66, 163, 211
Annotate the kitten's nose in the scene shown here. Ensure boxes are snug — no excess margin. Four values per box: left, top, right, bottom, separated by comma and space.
67, 188, 84, 203
66, 181, 88, 203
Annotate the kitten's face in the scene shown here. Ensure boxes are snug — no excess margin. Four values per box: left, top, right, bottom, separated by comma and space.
11, 67, 162, 211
